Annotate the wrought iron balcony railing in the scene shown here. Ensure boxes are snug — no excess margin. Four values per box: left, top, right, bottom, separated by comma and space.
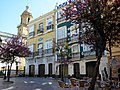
27, 48, 54, 58
83, 51, 96, 57
57, 16, 66, 23
44, 48, 54, 56
28, 52, 35, 58
46, 24, 54, 30
35, 50, 43, 58
37, 28, 44, 34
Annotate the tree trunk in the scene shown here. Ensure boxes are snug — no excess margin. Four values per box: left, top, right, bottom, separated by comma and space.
7, 63, 12, 82
109, 38, 112, 89
7, 65, 10, 82
88, 51, 103, 90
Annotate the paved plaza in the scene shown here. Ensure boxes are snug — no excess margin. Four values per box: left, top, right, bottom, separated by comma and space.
0, 77, 62, 90
0, 77, 119, 90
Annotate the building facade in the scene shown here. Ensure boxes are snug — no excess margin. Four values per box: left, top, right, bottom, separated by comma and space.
25, 10, 56, 77
56, 2, 108, 80
24, 1, 109, 80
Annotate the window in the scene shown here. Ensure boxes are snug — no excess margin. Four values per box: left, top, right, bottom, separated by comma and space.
45, 39, 53, 49
28, 44, 34, 57
37, 43, 43, 49
36, 38, 43, 56
45, 39, 53, 54
37, 43, 43, 56
57, 10, 63, 19
57, 10, 66, 23
28, 44, 34, 52
72, 45, 79, 53
57, 26, 67, 39
37, 23, 44, 34
28, 18, 30, 23
29, 25, 34, 37
46, 16, 53, 30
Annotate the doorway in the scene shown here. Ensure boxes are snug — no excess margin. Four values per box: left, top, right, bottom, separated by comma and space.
38, 64, 45, 77
29, 65, 35, 77
48, 63, 52, 77
73, 63, 80, 78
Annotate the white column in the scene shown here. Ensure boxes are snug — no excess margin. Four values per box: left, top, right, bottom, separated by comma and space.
68, 63, 73, 76
80, 61, 86, 75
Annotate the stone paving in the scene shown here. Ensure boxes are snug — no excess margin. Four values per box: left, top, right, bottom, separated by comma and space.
0, 77, 119, 90
0, 77, 60, 90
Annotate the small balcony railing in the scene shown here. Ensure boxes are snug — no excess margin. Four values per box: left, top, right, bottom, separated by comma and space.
83, 51, 96, 57
44, 48, 54, 56
57, 38, 67, 45
46, 24, 54, 30
71, 35, 79, 41
35, 50, 43, 57
37, 28, 44, 34
57, 16, 66, 23
28, 52, 35, 58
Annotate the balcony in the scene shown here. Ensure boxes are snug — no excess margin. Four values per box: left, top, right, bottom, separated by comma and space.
57, 16, 66, 23
26, 52, 35, 59
29, 31, 34, 37
29, 52, 34, 57
44, 48, 54, 56
68, 50, 96, 61
37, 28, 44, 34
57, 38, 67, 45
83, 51, 96, 57
46, 24, 54, 30
35, 50, 43, 58
69, 35, 79, 44
72, 52, 80, 60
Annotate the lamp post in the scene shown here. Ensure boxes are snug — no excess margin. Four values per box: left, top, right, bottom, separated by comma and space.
16, 61, 18, 75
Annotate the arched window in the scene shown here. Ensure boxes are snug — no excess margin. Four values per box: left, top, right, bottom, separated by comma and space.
28, 18, 30, 22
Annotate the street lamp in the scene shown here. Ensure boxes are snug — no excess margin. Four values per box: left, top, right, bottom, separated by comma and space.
16, 61, 19, 75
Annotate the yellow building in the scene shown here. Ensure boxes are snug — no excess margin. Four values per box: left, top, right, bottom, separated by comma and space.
26, 10, 56, 77
17, 6, 33, 73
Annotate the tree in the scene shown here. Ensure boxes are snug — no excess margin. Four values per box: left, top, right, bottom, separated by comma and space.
0, 36, 30, 82
62, 0, 120, 89
55, 42, 72, 81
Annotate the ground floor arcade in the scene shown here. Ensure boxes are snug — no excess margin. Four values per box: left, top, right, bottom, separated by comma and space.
25, 56, 108, 80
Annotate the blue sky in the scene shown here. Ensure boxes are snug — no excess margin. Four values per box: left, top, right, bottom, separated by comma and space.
0, 0, 66, 34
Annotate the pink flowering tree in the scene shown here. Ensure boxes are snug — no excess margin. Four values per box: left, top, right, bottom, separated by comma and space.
0, 36, 30, 82
62, 0, 120, 89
